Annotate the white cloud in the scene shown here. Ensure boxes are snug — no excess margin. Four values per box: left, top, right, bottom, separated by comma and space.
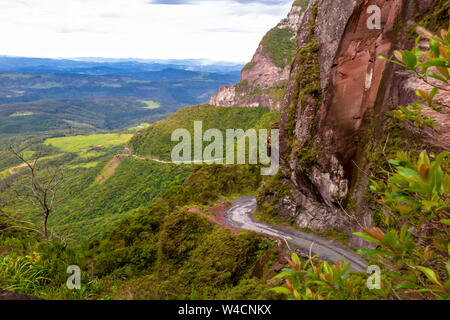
0, 0, 292, 62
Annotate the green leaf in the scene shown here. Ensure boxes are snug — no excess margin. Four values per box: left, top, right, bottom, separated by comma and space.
272, 271, 293, 280
397, 167, 421, 182
396, 282, 419, 290
429, 38, 440, 57
291, 253, 301, 268
378, 55, 406, 67
399, 223, 408, 242
402, 51, 417, 69
353, 232, 383, 246
430, 88, 439, 100
440, 219, 450, 226
420, 59, 449, 73
385, 230, 399, 249
323, 261, 332, 275
425, 72, 448, 83
416, 266, 441, 285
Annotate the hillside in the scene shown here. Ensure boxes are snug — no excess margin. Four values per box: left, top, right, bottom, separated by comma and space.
0, 69, 240, 138
0, 131, 194, 238
0, 105, 286, 299
130, 104, 279, 161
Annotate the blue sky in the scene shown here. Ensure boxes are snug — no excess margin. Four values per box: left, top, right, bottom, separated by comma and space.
0, 0, 293, 62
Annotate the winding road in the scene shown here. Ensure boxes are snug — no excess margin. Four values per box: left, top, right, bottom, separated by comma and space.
224, 196, 368, 272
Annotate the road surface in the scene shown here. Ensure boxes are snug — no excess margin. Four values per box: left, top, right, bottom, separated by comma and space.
224, 196, 368, 272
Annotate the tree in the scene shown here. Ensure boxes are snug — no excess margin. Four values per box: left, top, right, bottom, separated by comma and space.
0, 147, 64, 241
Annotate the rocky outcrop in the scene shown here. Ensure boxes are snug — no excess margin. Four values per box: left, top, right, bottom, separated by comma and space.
209, 1, 310, 111
258, 0, 441, 245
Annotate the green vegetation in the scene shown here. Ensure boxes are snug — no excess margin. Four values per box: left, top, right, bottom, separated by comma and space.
0, 98, 284, 299
286, 3, 320, 163
130, 104, 272, 161
0, 67, 240, 138
272, 253, 384, 300
293, 0, 310, 7
0, 163, 280, 299
45, 133, 133, 153
273, 24, 450, 301
0, 97, 170, 138
53, 157, 193, 237
0, 131, 194, 239
355, 151, 449, 299
418, 0, 449, 32
260, 27, 297, 69
380, 26, 449, 129
9, 112, 33, 117
256, 172, 294, 224
139, 100, 160, 109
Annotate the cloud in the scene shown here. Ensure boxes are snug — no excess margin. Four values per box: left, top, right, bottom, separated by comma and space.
0, 0, 293, 62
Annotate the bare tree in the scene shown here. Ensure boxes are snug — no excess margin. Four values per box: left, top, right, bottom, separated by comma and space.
0, 147, 64, 241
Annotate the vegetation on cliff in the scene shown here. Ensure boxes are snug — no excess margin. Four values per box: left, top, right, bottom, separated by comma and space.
129, 104, 275, 161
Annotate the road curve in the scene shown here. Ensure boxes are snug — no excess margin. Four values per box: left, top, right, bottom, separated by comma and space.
224, 196, 368, 272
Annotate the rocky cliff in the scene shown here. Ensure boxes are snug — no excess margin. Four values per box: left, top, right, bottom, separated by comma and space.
209, 0, 310, 111
257, 0, 449, 248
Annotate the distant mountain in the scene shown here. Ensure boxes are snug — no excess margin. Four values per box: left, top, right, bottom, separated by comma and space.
0, 56, 244, 75
0, 61, 241, 136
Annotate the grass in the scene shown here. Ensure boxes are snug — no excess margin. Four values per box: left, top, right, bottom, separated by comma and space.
0, 153, 65, 179
140, 100, 160, 109
44, 133, 133, 153
69, 162, 99, 169
78, 150, 105, 160
9, 112, 33, 117
260, 27, 297, 69
22, 150, 35, 160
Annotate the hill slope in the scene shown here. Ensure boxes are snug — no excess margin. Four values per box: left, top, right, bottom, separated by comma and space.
129, 104, 278, 161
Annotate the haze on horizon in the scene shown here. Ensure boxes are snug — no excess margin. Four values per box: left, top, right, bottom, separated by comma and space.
0, 0, 294, 63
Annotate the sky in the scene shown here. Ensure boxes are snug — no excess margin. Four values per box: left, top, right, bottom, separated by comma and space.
0, 0, 294, 63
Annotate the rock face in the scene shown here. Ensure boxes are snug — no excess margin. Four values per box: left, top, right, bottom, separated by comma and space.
209, 1, 310, 111
258, 0, 439, 245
